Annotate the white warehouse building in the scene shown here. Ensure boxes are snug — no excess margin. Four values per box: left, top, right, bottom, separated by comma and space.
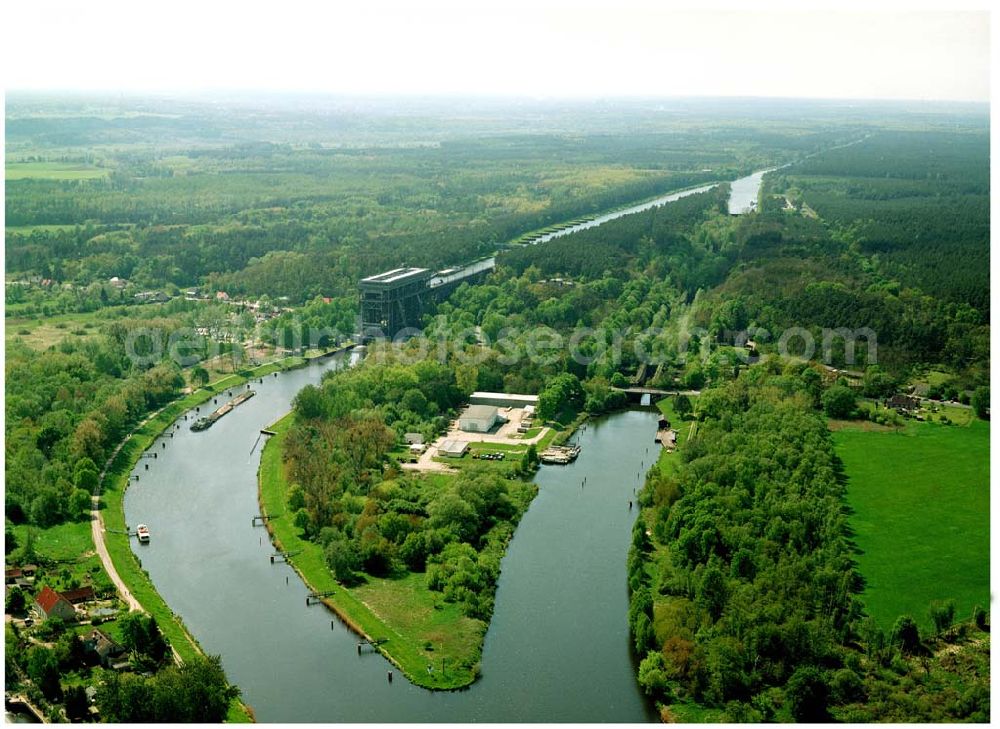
459, 405, 499, 433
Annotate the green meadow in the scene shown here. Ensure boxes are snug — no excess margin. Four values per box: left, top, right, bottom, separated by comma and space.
833, 419, 989, 633
6, 161, 109, 180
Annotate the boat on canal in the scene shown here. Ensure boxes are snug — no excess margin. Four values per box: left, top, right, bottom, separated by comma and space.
539, 444, 581, 464
190, 390, 256, 431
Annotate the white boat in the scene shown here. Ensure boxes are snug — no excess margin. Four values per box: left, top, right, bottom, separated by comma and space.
136, 524, 150, 543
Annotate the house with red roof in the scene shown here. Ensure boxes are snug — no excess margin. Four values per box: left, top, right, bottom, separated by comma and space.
33, 586, 77, 622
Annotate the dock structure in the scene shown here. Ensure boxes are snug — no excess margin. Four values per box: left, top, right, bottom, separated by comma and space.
539, 444, 581, 465
252, 514, 277, 526
655, 428, 679, 450
269, 550, 300, 563
357, 637, 389, 652
306, 590, 336, 606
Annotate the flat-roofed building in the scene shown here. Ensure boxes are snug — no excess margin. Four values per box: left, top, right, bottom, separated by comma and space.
469, 392, 540, 409
459, 405, 499, 433
359, 267, 432, 339
438, 439, 470, 458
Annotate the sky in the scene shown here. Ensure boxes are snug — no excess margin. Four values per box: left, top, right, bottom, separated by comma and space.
2, 0, 991, 102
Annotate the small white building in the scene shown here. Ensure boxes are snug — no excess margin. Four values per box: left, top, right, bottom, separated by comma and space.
404, 433, 425, 445
438, 439, 470, 458
409, 443, 427, 455
459, 405, 499, 433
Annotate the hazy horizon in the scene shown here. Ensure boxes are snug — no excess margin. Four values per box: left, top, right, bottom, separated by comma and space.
3, 2, 990, 103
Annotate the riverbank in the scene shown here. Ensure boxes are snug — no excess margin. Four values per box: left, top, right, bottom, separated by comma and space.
257, 414, 484, 690
97, 347, 350, 721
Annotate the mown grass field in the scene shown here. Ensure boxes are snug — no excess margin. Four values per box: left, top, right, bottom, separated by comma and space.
5, 161, 109, 180
258, 414, 483, 689
833, 419, 989, 633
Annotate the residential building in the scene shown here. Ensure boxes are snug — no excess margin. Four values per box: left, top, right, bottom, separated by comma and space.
34, 586, 77, 622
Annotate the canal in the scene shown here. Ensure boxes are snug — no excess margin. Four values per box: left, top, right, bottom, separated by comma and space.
123, 353, 660, 721
529, 183, 718, 245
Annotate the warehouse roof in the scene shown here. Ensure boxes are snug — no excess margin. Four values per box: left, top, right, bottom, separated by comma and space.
462, 405, 499, 420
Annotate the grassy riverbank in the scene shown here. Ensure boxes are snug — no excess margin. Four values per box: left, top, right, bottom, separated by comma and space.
98, 351, 346, 721
258, 414, 485, 690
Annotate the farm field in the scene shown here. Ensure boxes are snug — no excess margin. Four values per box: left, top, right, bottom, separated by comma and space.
833, 418, 989, 632
5, 161, 109, 180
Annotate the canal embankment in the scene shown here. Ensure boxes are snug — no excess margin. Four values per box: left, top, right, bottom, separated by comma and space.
97, 346, 352, 721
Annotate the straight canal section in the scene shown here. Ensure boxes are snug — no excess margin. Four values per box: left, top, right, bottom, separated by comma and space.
123, 351, 660, 721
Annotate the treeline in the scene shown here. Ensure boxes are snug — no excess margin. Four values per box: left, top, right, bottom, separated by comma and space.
2, 306, 238, 527
5, 335, 183, 527
629, 370, 989, 721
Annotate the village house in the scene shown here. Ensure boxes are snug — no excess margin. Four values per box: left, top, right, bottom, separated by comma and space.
60, 586, 96, 605
5, 568, 23, 584
5, 564, 37, 589
33, 586, 77, 622
887, 393, 921, 412
83, 628, 127, 669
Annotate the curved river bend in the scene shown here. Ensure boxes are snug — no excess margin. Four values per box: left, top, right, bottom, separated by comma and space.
124, 354, 659, 721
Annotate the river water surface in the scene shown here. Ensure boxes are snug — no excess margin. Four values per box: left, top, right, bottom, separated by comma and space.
123, 354, 659, 721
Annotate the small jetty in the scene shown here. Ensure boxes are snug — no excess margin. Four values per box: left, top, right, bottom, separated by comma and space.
191, 390, 256, 431
306, 590, 336, 606
654, 417, 679, 451
357, 637, 389, 653
539, 444, 581, 464
270, 550, 300, 564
